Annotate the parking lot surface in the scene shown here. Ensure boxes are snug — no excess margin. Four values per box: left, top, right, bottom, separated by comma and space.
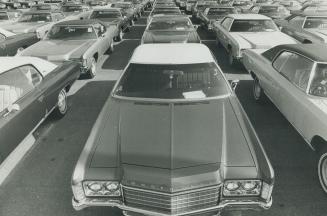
1, 13, 327, 216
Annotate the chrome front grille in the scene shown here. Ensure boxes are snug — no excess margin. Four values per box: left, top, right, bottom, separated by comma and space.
123, 185, 220, 214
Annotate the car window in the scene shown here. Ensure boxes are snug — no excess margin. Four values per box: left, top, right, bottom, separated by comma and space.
303, 17, 327, 29
0, 67, 35, 113
221, 17, 233, 30
115, 63, 230, 99
275, 51, 314, 91
288, 15, 305, 28
18, 65, 42, 87
309, 63, 327, 97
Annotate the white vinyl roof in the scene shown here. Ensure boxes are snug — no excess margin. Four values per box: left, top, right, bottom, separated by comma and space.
0, 57, 57, 76
130, 44, 215, 64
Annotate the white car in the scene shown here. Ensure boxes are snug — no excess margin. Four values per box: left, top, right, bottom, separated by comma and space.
242, 43, 327, 193
212, 14, 298, 66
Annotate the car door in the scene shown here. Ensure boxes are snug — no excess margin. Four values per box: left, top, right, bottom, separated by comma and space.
281, 15, 306, 42
0, 65, 45, 163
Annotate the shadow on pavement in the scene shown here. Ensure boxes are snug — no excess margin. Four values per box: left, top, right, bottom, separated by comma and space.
197, 27, 216, 40
135, 17, 147, 25
102, 40, 140, 70
123, 26, 146, 40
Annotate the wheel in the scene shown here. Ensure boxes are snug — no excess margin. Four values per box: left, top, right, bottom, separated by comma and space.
253, 77, 267, 103
52, 88, 68, 118
87, 57, 97, 79
108, 39, 114, 54
318, 147, 327, 193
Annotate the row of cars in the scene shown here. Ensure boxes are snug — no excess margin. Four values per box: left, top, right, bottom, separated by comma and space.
70, 0, 327, 216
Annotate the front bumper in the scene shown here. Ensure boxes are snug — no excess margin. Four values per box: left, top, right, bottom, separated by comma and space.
72, 196, 272, 215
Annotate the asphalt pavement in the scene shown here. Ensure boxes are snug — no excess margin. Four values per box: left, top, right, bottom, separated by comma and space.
1, 12, 327, 216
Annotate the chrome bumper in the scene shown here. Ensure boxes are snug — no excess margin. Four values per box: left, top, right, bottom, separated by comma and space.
72, 197, 272, 215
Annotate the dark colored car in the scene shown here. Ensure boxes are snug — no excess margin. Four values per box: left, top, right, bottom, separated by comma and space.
89, 7, 130, 41
110, 2, 138, 25
142, 15, 200, 43
198, 6, 237, 30
0, 29, 39, 56
0, 57, 80, 164
71, 43, 274, 216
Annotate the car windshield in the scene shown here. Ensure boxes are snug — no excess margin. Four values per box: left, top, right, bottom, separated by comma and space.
230, 19, 278, 32
309, 63, 327, 97
152, 9, 181, 15
62, 5, 83, 12
46, 25, 97, 40
0, 12, 8, 20
111, 3, 131, 8
303, 17, 327, 29
90, 11, 121, 18
148, 19, 192, 31
32, 5, 51, 10
114, 63, 230, 99
208, 8, 235, 15
259, 6, 279, 13
18, 13, 52, 22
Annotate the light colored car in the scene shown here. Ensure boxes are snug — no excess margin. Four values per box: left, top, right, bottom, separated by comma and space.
198, 6, 237, 30
212, 14, 297, 66
0, 10, 65, 39
0, 56, 80, 164
71, 43, 274, 215
19, 19, 117, 78
275, 11, 327, 44
242, 43, 327, 194
0, 10, 21, 25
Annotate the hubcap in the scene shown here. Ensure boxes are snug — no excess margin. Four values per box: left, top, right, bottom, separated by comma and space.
58, 90, 66, 113
321, 156, 327, 187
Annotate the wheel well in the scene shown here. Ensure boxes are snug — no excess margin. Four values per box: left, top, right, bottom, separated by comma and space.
303, 39, 312, 44
311, 136, 327, 153
93, 53, 98, 62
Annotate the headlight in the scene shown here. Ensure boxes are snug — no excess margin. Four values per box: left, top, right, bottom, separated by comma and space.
223, 180, 262, 196
72, 182, 86, 201
83, 181, 121, 197
261, 182, 273, 200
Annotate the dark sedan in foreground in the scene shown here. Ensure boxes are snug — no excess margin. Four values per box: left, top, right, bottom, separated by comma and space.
71, 43, 274, 216
0, 56, 80, 164
141, 15, 200, 43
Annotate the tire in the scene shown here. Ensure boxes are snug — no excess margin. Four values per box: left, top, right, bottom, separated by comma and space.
318, 147, 327, 193
52, 88, 68, 118
253, 77, 267, 103
115, 30, 123, 41
87, 57, 97, 79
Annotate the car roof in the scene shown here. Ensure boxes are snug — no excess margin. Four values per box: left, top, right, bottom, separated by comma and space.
227, 13, 271, 19
55, 19, 101, 26
151, 15, 189, 20
291, 11, 327, 16
130, 44, 215, 64
0, 57, 56, 76
22, 10, 54, 14
92, 7, 121, 11
263, 44, 327, 62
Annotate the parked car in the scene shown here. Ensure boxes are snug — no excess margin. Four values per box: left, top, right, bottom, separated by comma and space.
0, 56, 80, 163
89, 7, 130, 41
0, 11, 65, 39
30, 3, 60, 10
0, 0, 21, 9
298, 3, 327, 13
249, 4, 290, 20
71, 43, 274, 215
16, 0, 36, 8
110, 2, 138, 25
254, 0, 273, 5
273, 0, 302, 11
275, 11, 327, 43
242, 43, 327, 193
185, 0, 196, 14
0, 10, 21, 25
147, 7, 181, 24
198, 6, 237, 30
60, 3, 90, 17
0, 28, 38, 55
141, 15, 200, 43
19, 19, 117, 78
232, 0, 253, 13
212, 14, 298, 66
192, 0, 219, 19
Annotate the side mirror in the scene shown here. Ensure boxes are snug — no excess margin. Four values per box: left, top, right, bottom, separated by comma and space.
231, 80, 239, 91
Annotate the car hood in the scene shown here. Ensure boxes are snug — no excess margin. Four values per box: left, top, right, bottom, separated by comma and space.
0, 22, 48, 33
142, 30, 200, 43
20, 39, 95, 61
230, 31, 297, 49
90, 97, 256, 170
95, 17, 121, 25
306, 28, 327, 42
